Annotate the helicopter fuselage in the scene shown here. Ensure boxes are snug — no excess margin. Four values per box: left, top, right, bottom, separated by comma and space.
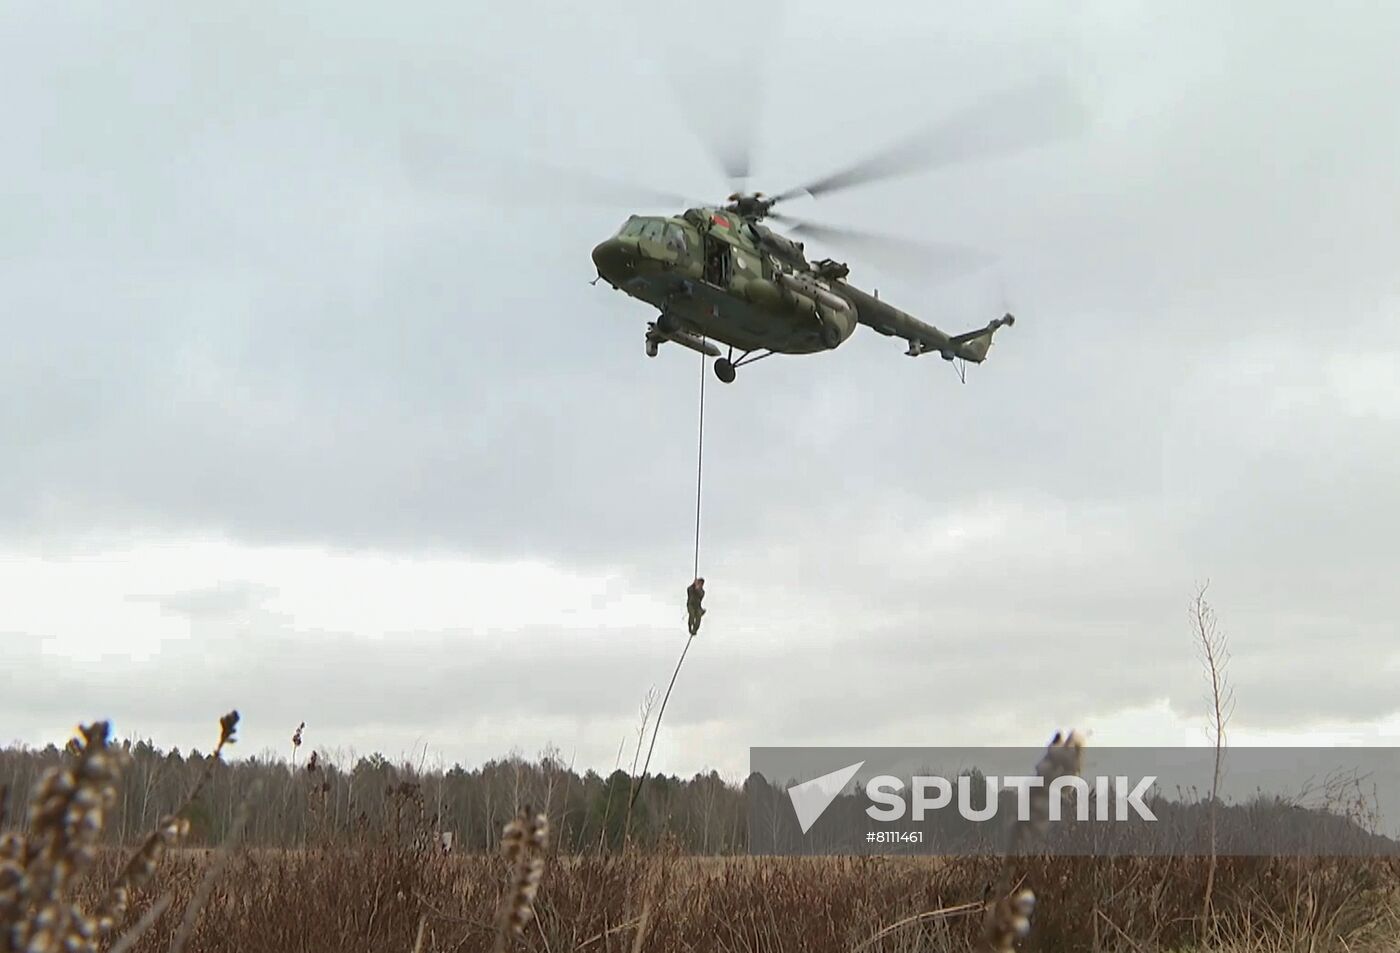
591, 209, 857, 356
591, 206, 1014, 377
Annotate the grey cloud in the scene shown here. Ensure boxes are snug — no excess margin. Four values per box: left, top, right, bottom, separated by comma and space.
0, 617, 679, 761
132, 581, 282, 621
5, 1, 1395, 561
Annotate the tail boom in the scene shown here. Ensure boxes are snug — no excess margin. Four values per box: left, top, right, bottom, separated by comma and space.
844, 283, 1016, 364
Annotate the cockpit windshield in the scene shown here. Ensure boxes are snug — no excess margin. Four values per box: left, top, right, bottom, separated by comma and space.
616, 217, 689, 255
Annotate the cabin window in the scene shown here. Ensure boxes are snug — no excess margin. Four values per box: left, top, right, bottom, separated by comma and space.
640, 219, 667, 243
664, 224, 689, 255
616, 217, 646, 237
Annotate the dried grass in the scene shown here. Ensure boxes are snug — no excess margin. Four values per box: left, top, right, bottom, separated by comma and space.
3, 717, 1396, 953
0, 712, 239, 953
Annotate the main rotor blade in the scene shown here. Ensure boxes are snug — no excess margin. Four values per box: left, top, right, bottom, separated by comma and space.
773, 77, 1086, 203
401, 133, 699, 210
769, 213, 996, 283
637, 0, 786, 192
509, 163, 699, 210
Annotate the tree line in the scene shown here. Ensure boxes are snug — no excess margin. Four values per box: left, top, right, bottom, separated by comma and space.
4, 733, 1390, 858
0, 736, 748, 853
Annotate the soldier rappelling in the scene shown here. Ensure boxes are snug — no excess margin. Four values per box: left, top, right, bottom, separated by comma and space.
686, 577, 706, 636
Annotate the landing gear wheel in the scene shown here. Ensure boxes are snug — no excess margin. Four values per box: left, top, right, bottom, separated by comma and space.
820, 321, 842, 350
645, 339, 658, 358
656, 312, 680, 334
714, 358, 736, 384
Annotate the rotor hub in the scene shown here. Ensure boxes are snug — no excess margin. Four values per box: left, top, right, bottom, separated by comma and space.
811, 258, 849, 280
724, 191, 776, 219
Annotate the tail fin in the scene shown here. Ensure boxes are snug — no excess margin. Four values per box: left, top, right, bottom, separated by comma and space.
951, 313, 1015, 363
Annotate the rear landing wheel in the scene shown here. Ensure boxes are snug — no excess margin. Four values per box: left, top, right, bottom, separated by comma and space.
714, 358, 736, 384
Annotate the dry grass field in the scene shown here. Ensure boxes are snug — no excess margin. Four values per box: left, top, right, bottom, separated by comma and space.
59, 848, 1400, 953
4, 715, 1398, 953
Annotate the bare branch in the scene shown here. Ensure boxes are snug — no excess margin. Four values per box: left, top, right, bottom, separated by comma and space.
1190, 581, 1233, 943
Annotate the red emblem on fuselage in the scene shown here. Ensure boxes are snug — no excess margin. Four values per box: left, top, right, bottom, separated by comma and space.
710, 214, 730, 228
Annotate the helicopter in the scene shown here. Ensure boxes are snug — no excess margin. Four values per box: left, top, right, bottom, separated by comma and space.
586, 78, 1082, 384
591, 191, 1013, 384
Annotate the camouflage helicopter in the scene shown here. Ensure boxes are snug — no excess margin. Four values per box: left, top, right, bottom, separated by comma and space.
585, 77, 1083, 384
591, 189, 1012, 384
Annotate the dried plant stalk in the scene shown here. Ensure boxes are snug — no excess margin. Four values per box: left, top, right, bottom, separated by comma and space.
978, 729, 1085, 953
0, 711, 239, 953
492, 806, 549, 952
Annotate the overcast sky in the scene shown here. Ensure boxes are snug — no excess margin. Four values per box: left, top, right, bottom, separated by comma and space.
4, 1, 1398, 780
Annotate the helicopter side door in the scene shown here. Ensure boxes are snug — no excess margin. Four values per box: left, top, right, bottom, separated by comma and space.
702, 233, 732, 286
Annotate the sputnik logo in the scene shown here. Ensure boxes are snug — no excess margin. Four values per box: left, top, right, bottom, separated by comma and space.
786, 761, 865, 834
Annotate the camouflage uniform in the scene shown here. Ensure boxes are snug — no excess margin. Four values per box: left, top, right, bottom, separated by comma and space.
686, 578, 706, 636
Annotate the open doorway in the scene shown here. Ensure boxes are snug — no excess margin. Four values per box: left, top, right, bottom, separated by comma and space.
703, 236, 731, 286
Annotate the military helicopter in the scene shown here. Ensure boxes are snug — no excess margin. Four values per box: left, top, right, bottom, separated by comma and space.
587, 79, 1082, 384
591, 190, 1012, 384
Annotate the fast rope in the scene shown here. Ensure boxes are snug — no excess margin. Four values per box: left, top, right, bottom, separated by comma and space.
628, 348, 707, 819
692, 343, 706, 579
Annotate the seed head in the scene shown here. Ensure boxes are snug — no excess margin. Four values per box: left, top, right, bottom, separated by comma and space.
495, 808, 549, 947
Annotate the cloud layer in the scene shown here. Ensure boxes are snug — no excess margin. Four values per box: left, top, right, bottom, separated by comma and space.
4, 0, 1398, 774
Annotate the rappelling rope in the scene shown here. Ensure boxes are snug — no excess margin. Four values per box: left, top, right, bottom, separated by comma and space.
627, 622, 695, 815
693, 343, 706, 579
628, 348, 708, 821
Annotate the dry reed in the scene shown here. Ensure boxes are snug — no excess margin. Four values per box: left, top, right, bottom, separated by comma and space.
0, 712, 238, 953
493, 805, 549, 952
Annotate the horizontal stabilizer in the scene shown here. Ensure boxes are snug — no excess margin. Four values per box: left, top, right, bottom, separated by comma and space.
948, 313, 1015, 362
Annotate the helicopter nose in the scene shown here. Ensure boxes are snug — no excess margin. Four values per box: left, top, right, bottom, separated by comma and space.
591, 238, 634, 283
